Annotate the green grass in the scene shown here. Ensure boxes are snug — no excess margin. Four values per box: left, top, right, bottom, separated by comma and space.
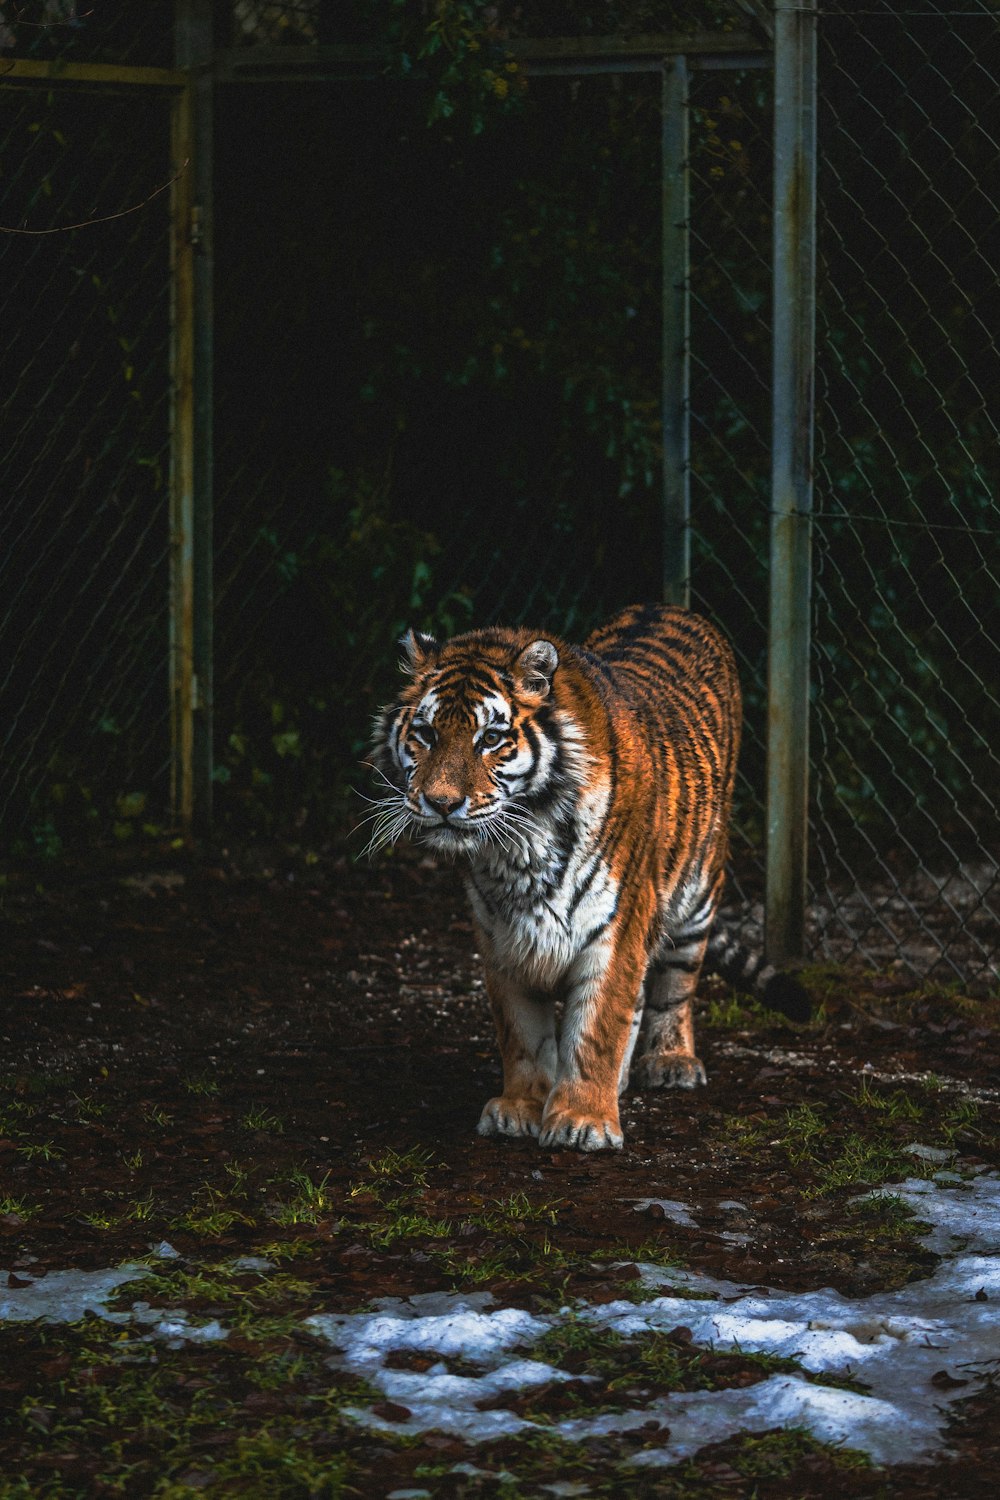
940, 1095, 982, 1145
139, 1103, 172, 1127
173, 1203, 253, 1237
122, 1191, 157, 1223
80, 1209, 119, 1230
807, 1130, 912, 1196
703, 991, 772, 1029
16, 1139, 62, 1162
268, 1167, 335, 1227
70, 1091, 109, 1120
470, 1190, 561, 1231
254, 1236, 319, 1263
714, 1073, 987, 1202
181, 1072, 220, 1097
849, 1076, 923, 1123
362, 1144, 438, 1187
531, 1317, 803, 1398
242, 1104, 285, 1133
0, 1194, 39, 1221
0, 1308, 367, 1498
848, 1191, 931, 1243
688, 1426, 872, 1480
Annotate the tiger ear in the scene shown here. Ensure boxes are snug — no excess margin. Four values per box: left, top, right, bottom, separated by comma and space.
514, 639, 558, 700
399, 628, 438, 675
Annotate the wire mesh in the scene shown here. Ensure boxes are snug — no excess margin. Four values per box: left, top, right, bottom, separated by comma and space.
210, 72, 669, 822
231, 1, 318, 45
685, 62, 773, 912
0, 1, 175, 67
812, 0, 1000, 987
0, 80, 173, 853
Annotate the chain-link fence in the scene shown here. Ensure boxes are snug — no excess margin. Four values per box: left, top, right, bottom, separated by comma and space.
1, 2, 997, 989
211, 68, 670, 826
809, 0, 1000, 986
0, 36, 175, 852
0, 0, 175, 64
686, 61, 773, 908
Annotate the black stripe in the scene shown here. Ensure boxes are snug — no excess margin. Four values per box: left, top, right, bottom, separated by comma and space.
651, 955, 702, 975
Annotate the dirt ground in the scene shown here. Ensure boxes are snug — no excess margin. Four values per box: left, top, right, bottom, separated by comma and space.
1, 844, 999, 1497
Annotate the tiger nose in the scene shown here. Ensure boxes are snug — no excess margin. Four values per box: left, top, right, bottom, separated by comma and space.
425, 792, 463, 819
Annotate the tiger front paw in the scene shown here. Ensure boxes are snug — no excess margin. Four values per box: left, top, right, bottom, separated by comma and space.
631, 1049, 707, 1091
538, 1103, 624, 1153
477, 1094, 544, 1140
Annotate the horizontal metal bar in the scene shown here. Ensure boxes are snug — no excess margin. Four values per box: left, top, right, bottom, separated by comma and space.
0, 58, 187, 88
522, 53, 769, 76
0, 37, 770, 93
513, 31, 765, 60
521, 58, 667, 75
214, 31, 768, 83
691, 53, 770, 70
214, 53, 378, 81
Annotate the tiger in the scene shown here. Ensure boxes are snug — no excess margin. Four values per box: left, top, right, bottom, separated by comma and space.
370, 602, 808, 1153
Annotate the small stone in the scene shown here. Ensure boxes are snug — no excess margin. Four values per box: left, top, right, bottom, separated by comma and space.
930, 1369, 969, 1389
372, 1400, 413, 1422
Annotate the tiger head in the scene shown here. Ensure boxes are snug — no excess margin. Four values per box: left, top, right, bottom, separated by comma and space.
369, 626, 566, 857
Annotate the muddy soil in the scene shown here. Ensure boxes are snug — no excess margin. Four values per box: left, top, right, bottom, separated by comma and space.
1, 845, 999, 1497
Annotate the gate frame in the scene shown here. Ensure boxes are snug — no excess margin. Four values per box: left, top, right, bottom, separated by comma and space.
0, 49, 205, 834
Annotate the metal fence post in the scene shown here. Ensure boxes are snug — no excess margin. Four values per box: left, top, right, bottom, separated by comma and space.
662, 54, 691, 609
766, 1, 817, 963
172, 0, 214, 833
170, 79, 195, 831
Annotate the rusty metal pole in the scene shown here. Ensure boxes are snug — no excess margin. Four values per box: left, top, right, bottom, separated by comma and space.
662, 54, 691, 609
171, 0, 214, 834
766, 0, 817, 963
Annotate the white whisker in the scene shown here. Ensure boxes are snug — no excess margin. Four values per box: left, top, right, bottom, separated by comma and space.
352, 790, 415, 859
359, 759, 404, 795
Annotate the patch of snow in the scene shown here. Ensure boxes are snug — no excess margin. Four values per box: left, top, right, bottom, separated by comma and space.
149, 1241, 182, 1260
903, 1143, 955, 1164
619, 1376, 914, 1470
307, 1300, 571, 1442
878, 1175, 1000, 1257
0, 1265, 148, 1325
0, 1265, 227, 1346
306, 1175, 1000, 1468
131, 1306, 230, 1345
628, 1198, 698, 1227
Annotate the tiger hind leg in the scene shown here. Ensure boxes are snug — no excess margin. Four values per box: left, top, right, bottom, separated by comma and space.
630, 924, 710, 1091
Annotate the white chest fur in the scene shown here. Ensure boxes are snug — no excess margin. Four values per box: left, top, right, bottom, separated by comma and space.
463, 784, 617, 987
